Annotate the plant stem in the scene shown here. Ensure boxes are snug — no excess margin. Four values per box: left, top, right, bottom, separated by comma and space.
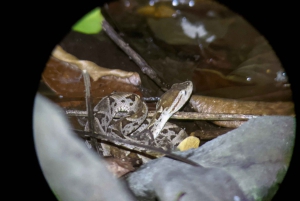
83, 70, 102, 156
102, 20, 169, 91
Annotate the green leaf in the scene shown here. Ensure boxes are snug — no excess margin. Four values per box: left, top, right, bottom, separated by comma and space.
72, 7, 103, 34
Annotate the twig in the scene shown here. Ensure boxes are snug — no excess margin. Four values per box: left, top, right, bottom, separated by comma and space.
154, 111, 259, 121
66, 109, 260, 120
67, 110, 87, 116
82, 70, 102, 156
83, 70, 94, 133
102, 20, 169, 91
142, 96, 161, 102
73, 129, 201, 167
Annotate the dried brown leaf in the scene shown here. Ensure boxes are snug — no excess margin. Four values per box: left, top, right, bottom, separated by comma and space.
42, 52, 142, 99
52, 45, 141, 86
227, 36, 286, 85
190, 95, 295, 128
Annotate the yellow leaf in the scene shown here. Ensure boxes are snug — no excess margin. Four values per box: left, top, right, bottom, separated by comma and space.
177, 136, 200, 151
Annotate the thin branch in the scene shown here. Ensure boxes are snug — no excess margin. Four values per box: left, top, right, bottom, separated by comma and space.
83, 70, 93, 133
102, 20, 169, 91
67, 110, 87, 116
154, 111, 259, 121
66, 109, 261, 120
73, 129, 201, 167
142, 96, 161, 102
83, 70, 102, 156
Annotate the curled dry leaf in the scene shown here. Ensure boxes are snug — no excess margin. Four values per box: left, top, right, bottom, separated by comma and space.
190, 95, 295, 128
42, 47, 142, 102
52, 45, 141, 86
104, 157, 135, 178
177, 136, 200, 151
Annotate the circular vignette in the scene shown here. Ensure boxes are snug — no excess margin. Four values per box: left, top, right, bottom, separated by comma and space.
25, 0, 298, 200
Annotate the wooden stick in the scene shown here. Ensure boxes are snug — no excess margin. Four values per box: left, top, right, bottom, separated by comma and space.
73, 129, 201, 167
82, 70, 102, 156
66, 109, 260, 121
102, 20, 169, 91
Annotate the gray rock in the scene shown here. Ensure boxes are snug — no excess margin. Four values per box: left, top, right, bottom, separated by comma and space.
126, 116, 295, 201
153, 165, 250, 201
33, 94, 137, 201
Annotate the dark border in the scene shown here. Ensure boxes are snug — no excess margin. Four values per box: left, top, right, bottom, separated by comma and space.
19, 1, 110, 200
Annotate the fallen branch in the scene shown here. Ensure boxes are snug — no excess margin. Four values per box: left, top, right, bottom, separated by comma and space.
102, 20, 169, 91
190, 94, 295, 127
73, 129, 201, 167
66, 109, 261, 121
